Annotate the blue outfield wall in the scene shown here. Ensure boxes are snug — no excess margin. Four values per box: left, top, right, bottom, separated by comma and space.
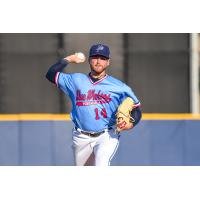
0, 120, 200, 166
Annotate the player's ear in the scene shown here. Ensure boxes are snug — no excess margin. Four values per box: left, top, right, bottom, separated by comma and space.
107, 59, 110, 66
88, 57, 91, 65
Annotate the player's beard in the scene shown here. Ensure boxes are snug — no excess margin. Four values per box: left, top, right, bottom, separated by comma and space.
94, 65, 104, 73
90, 64, 106, 77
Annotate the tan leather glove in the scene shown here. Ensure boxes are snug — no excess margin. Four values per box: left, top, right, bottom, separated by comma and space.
116, 97, 135, 132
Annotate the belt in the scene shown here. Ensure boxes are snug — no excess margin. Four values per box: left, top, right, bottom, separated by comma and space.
75, 127, 112, 137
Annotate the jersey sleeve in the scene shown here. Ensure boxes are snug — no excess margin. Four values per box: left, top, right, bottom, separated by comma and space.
57, 72, 75, 95
131, 107, 142, 126
122, 84, 141, 107
46, 59, 68, 84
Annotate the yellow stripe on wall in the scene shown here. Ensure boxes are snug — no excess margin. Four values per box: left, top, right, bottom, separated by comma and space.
142, 113, 200, 120
0, 113, 200, 121
0, 114, 70, 121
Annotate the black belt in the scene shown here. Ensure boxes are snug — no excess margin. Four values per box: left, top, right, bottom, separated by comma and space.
75, 127, 112, 137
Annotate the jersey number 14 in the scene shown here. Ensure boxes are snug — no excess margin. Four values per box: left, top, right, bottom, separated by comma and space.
94, 108, 107, 120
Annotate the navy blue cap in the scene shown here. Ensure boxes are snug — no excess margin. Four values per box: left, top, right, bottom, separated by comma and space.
89, 44, 110, 59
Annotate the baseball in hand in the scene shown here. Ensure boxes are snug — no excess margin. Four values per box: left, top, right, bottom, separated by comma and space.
75, 52, 86, 62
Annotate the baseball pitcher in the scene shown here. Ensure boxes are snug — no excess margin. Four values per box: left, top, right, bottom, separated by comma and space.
46, 43, 142, 166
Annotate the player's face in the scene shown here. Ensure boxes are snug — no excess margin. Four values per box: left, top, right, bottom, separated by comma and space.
89, 56, 110, 75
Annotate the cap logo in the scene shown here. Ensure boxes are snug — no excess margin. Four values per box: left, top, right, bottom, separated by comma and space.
96, 45, 104, 52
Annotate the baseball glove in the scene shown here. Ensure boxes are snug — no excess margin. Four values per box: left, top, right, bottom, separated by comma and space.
116, 97, 135, 132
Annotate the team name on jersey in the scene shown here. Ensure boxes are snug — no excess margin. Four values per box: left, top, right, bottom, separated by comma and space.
76, 90, 111, 106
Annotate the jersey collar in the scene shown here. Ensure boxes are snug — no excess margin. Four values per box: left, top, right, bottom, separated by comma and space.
88, 73, 108, 85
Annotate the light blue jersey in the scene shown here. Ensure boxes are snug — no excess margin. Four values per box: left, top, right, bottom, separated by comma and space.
56, 72, 140, 132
